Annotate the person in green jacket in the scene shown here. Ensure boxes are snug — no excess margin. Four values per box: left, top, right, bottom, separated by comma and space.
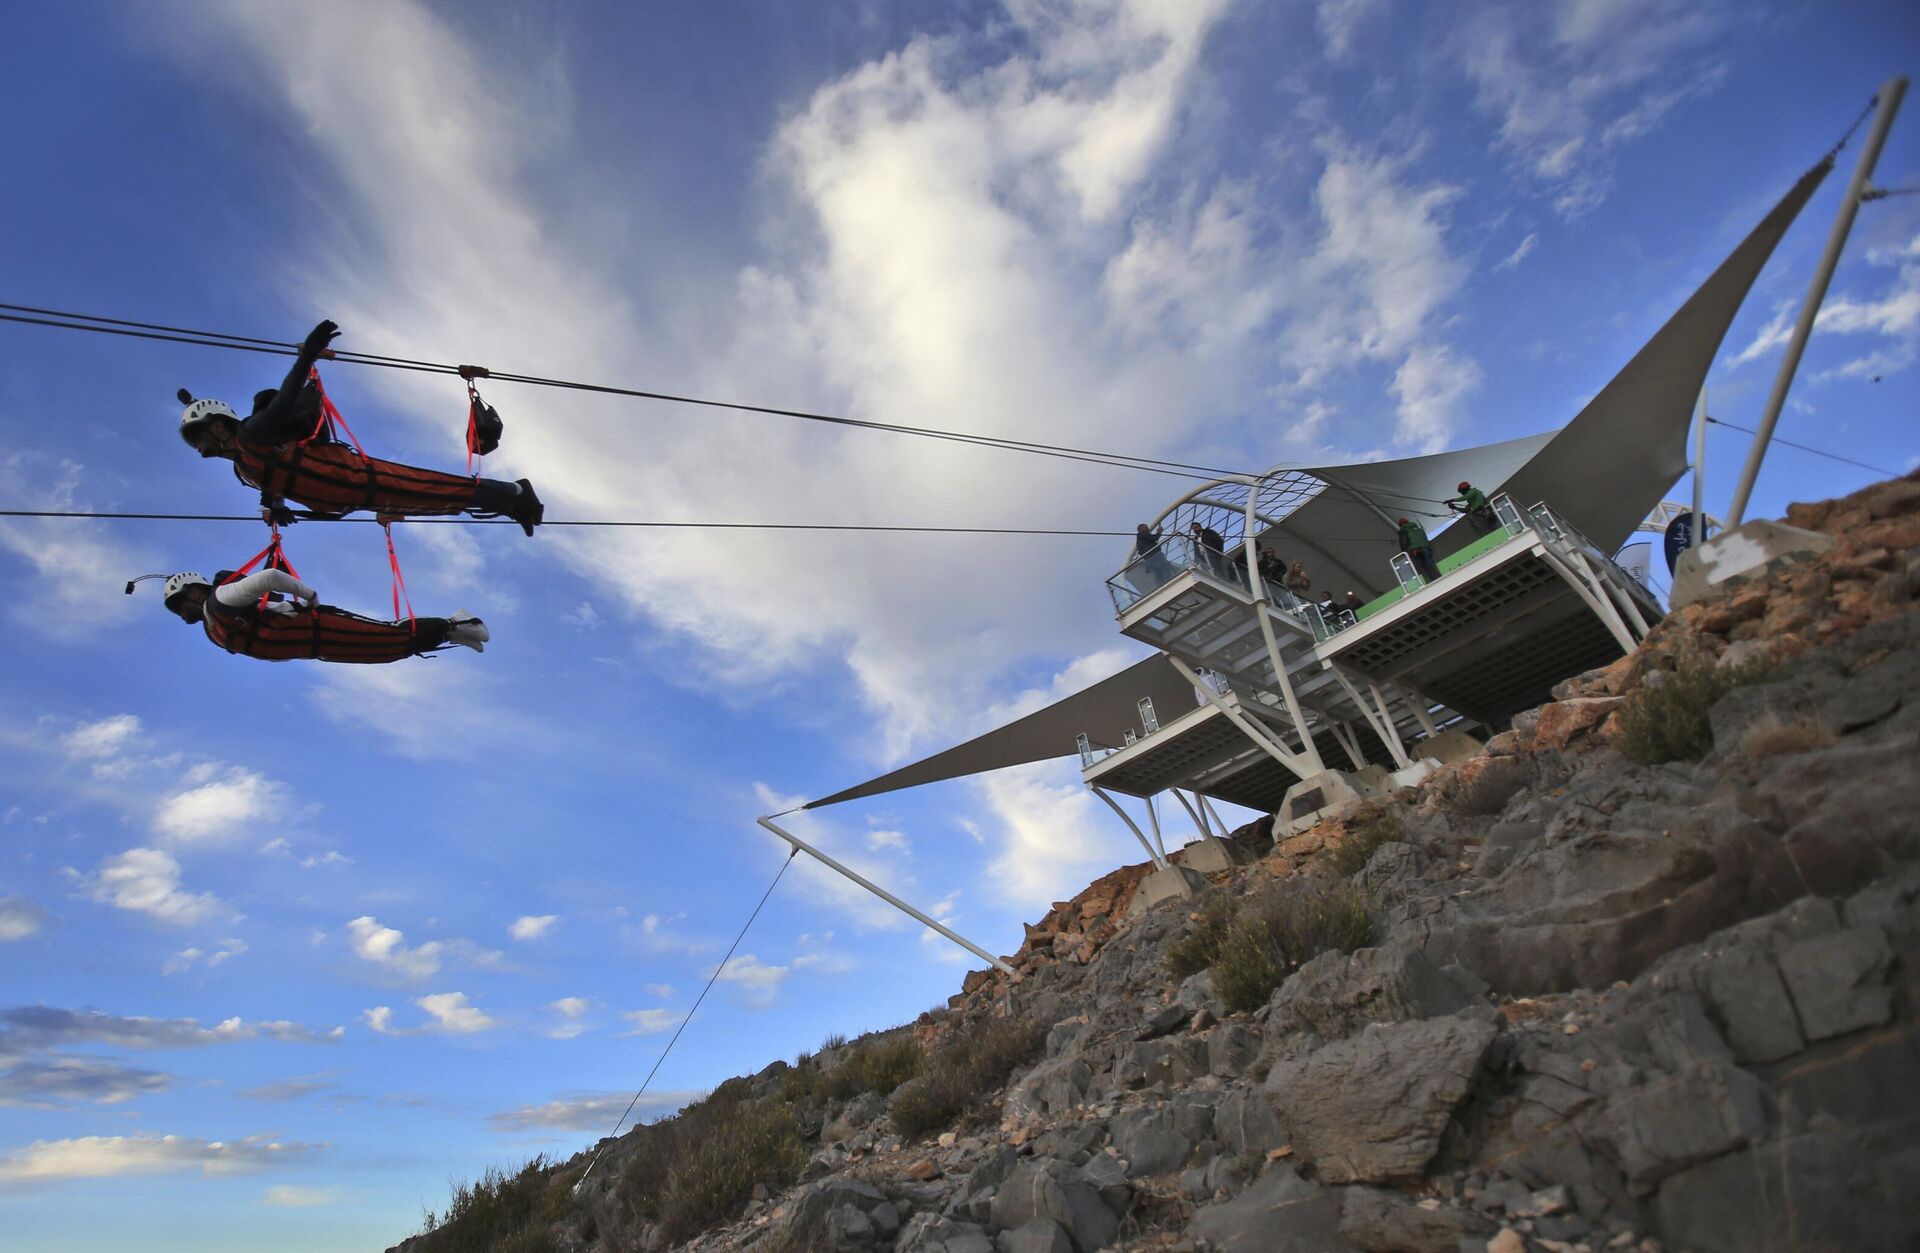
1395, 516, 1441, 583
1446, 480, 1496, 535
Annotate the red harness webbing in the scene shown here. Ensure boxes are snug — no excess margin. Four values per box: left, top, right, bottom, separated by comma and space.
465, 381, 483, 476
307, 369, 366, 454
382, 523, 416, 631
222, 529, 300, 611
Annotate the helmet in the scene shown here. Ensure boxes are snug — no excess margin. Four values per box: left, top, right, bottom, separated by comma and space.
179, 398, 238, 448
1458, 481, 1470, 491
162, 571, 211, 607
1398, 517, 1409, 525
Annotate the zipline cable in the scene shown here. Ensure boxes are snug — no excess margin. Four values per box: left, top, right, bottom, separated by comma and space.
1705, 414, 1904, 479
574, 848, 798, 1190
0, 303, 1249, 482
0, 508, 1137, 537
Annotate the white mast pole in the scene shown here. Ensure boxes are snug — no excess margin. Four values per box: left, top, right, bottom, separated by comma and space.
1726, 77, 1907, 527
1691, 386, 1707, 544
756, 816, 1016, 975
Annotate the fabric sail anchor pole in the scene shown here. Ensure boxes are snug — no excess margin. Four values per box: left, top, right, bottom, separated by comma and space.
755, 816, 1015, 976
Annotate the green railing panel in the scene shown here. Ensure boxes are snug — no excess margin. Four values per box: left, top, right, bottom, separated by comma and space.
1437, 526, 1518, 575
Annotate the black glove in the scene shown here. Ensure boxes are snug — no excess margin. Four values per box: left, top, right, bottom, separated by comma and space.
263, 502, 298, 527
301, 320, 341, 357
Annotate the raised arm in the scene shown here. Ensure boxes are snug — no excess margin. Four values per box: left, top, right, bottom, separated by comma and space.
237, 321, 342, 446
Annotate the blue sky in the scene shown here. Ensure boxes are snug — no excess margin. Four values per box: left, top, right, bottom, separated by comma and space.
0, 2, 1914, 1248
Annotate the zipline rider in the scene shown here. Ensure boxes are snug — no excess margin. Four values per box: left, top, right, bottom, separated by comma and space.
177, 320, 545, 535
153, 568, 489, 663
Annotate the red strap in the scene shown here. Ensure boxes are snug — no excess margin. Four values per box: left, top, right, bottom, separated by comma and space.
306, 369, 366, 456
465, 381, 482, 475
223, 529, 302, 611
383, 523, 416, 632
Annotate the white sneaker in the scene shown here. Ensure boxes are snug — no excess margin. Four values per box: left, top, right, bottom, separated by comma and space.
448, 611, 490, 653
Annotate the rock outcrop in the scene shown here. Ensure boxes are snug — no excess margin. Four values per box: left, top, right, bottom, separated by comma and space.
397, 472, 1920, 1253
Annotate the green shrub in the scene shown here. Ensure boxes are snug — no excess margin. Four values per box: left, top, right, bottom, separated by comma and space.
651, 1098, 807, 1243
890, 1016, 1045, 1137
415, 1157, 563, 1253
1325, 809, 1402, 877
1165, 896, 1239, 979
824, 1033, 924, 1101
1617, 656, 1775, 765
1211, 880, 1374, 1013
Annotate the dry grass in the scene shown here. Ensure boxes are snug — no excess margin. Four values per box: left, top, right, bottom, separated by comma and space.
889, 1016, 1045, 1137
1617, 656, 1776, 765
415, 1157, 567, 1253
1325, 809, 1403, 877
1165, 896, 1239, 980
1211, 880, 1375, 1013
1740, 711, 1836, 759
621, 1080, 808, 1245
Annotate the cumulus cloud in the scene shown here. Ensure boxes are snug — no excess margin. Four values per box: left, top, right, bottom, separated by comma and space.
0, 1057, 172, 1108
345, 915, 499, 980
152, 766, 286, 845
0, 895, 52, 942
0, 1134, 322, 1187
0, 455, 158, 637
712, 954, 788, 1005
545, 997, 591, 1040
489, 1089, 697, 1132
509, 914, 557, 942
162, 938, 247, 975
309, 652, 517, 762
237, 1075, 336, 1102
84, 848, 225, 925
364, 993, 498, 1035
620, 1008, 683, 1035
1729, 239, 1920, 382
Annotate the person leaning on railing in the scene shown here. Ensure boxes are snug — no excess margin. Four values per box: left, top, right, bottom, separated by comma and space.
1445, 480, 1496, 535
1284, 561, 1312, 595
1395, 517, 1442, 583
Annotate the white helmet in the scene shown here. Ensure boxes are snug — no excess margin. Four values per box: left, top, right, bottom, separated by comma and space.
179, 398, 238, 447
162, 571, 211, 606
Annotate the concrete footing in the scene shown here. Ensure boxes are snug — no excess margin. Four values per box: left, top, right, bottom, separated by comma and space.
1126, 863, 1208, 916
1670, 520, 1834, 608
1412, 727, 1483, 766
1350, 765, 1392, 796
1174, 834, 1249, 874
1274, 769, 1371, 837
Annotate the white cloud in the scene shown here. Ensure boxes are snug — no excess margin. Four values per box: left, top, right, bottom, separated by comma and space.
549, 996, 589, 1018
1459, 0, 1730, 216
84, 848, 224, 925
642, 983, 674, 999
545, 996, 591, 1039
310, 663, 507, 762
979, 760, 1142, 910
509, 914, 557, 942
152, 767, 285, 845
364, 993, 498, 1035
260, 838, 292, 858
490, 1089, 697, 1132
620, 1008, 683, 1036
864, 829, 909, 853
0, 1134, 321, 1186
163, 938, 247, 975
1316, 0, 1387, 59
299, 851, 352, 870
416, 992, 496, 1034
263, 1185, 338, 1208
712, 954, 788, 1005
60, 715, 142, 759
345, 916, 499, 981
1494, 232, 1538, 271
1730, 242, 1920, 382
1390, 343, 1484, 454
0, 895, 52, 942
0, 455, 158, 637
561, 601, 601, 629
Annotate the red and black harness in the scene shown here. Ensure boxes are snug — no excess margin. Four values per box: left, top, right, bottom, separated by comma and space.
201, 530, 442, 664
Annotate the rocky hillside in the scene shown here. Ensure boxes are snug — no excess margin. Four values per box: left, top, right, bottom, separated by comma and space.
398, 472, 1920, 1253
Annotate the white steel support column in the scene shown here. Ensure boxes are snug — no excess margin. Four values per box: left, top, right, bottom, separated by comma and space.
1244, 477, 1326, 775
1327, 666, 1406, 769
1330, 721, 1369, 772
1367, 682, 1413, 769
1406, 692, 1439, 737
757, 817, 1015, 975
1090, 787, 1172, 872
1198, 795, 1229, 840
1538, 546, 1637, 653
1166, 655, 1312, 778
1728, 77, 1907, 527
1170, 789, 1211, 841
1691, 386, 1707, 545
1145, 794, 1167, 859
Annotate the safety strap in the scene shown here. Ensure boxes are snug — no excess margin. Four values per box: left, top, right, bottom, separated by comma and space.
382, 522, 416, 632
306, 369, 366, 456
223, 528, 301, 611
465, 380, 483, 476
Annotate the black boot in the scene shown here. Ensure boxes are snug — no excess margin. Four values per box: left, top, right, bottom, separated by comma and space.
510, 479, 544, 537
